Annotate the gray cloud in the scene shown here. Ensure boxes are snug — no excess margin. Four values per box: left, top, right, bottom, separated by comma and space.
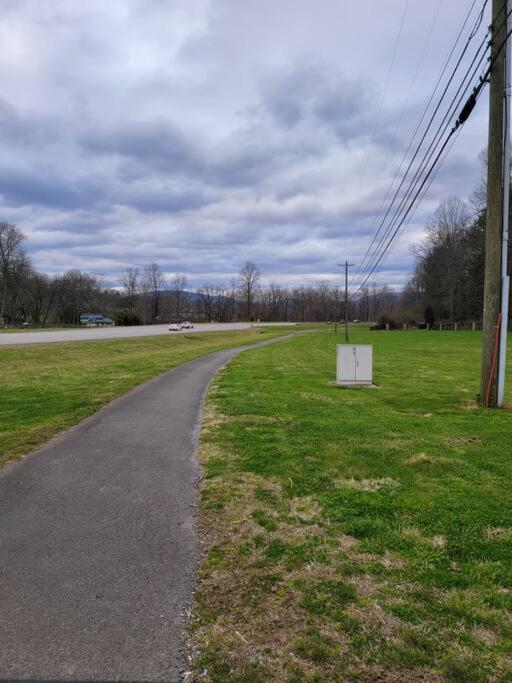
0, 166, 106, 210
0, 0, 487, 288
81, 120, 203, 176
260, 62, 375, 141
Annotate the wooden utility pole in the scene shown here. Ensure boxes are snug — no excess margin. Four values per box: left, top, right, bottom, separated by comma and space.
334, 287, 339, 334
338, 262, 354, 343
481, 0, 508, 406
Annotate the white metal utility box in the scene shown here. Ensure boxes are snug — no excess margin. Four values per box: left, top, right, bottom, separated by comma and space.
336, 345, 373, 386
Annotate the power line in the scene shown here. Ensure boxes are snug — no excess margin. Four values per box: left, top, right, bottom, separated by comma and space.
352, 22, 512, 295
352, 8, 499, 292
354, 0, 489, 282
358, 0, 409, 193
353, 26, 492, 290
354, 3, 491, 289
361, 0, 445, 244
353, 129, 462, 296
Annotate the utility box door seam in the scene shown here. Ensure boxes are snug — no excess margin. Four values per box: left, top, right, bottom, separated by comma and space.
336, 345, 373, 385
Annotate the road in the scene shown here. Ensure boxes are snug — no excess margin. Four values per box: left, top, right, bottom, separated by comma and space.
0, 334, 295, 682
0, 321, 295, 346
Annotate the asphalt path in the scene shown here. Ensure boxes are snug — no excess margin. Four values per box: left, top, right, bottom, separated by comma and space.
0, 333, 296, 682
0, 321, 295, 346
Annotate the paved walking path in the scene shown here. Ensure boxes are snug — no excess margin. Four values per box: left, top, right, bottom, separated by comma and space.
0, 335, 295, 682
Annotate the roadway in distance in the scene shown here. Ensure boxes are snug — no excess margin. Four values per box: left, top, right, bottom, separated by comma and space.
0, 322, 296, 346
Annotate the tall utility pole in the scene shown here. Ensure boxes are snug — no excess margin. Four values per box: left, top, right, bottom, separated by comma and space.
498, 1, 511, 406
481, 0, 510, 407
338, 262, 354, 343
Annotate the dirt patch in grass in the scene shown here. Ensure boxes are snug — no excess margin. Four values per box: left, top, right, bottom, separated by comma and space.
473, 626, 498, 646
484, 526, 512, 542
288, 495, 322, 522
201, 399, 231, 433
334, 477, 400, 492
431, 535, 447, 549
405, 452, 450, 467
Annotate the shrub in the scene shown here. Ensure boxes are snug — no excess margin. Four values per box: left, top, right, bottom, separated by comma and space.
371, 313, 398, 330
114, 309, 143, 326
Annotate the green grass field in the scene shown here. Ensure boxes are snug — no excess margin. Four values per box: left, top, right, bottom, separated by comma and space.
0, 326, 302, 467
192, 329, 512, 682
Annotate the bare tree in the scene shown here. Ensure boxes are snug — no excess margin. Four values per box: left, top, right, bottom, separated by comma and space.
52, 270, 98, 325
120, 267, 139, 310
6, 253, 31, 324
24, 272, 54, 325
172, 273, 188, 321
267, 282, 286, 321
143, 262, 165, 323
417, 196, 470, 322
0, 222, 26, 323
197, 283, 215, 322
470, 149, 488, 214
209, 282, 230, 322
239, 261, 261, 321
291, 286, 309, 321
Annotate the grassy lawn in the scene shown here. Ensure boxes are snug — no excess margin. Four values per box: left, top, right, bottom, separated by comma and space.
0, 325, 303, 467
192, 329, 512, 682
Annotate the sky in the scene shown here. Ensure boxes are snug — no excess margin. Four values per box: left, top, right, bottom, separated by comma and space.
0, 0, 490, 290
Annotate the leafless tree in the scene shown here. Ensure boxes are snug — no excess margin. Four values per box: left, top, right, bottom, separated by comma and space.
52, 270, 98, 325
266, 282, 288, 321
291, 286, 309, 321
6, 253, 31, 323
197, 283, 215, 322
143, 262, 166, 323
24, 272, 54, 326
470, 149, 488, 213
209, 282, 231, 322
416, 196, 470, 322
120, 267, 139, 310
172, 273, 188, 321
239, 261, 261, 321
0, 222, 26, 322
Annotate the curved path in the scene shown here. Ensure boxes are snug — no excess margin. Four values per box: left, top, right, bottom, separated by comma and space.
0, 334, 294, 682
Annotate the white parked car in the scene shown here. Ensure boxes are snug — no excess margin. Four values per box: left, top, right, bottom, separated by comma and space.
168, 323, 184, 331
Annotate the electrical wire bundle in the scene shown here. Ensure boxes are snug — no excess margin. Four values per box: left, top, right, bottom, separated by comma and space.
350, 0, 511, 297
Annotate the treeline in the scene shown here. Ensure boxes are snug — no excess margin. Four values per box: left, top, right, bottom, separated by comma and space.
397, 191, 511, 326
0, 223, 399, 326
2, 180, 509, 327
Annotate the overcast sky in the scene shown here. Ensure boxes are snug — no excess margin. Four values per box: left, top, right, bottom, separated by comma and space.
0, 0, 489, 289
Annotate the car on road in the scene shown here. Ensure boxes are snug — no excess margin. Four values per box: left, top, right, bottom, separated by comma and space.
168, 323, 184, 331
181, 321, 194, 329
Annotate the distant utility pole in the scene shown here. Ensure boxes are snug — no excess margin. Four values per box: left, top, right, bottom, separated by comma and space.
481, 0, 510, 407
338, 261, 354, 343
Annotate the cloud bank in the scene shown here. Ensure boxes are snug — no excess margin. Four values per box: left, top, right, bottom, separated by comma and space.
0, 0, 488, 288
